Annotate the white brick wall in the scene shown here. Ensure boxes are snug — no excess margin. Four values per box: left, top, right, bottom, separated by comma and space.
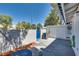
47, 25, 67, 39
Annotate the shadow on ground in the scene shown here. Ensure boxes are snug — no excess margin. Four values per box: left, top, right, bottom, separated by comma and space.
42, 38, 75, 56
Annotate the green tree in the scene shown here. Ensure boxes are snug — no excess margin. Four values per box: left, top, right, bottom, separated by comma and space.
27, 23, 31, 29
37, 23, 42, 29
0, 15, 12, 29
31, 24, 36, 29
44, 4, 60, 27
16, 22, 21, 29
16, 21, 31, 29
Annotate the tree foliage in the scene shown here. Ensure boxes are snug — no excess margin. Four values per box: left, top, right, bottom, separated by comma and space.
31, 24, 36, 29
0, 15, 12, 29
37, 23, 43, 29
16, 21, 30, 30
16, 21, 43, 29
44, 4, 60, 27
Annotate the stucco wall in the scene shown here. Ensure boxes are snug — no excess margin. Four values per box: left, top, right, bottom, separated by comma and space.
22, 30, 36, 45
0, 29, 46, 53
0, 29, 36, 53
72, 13, 79, 56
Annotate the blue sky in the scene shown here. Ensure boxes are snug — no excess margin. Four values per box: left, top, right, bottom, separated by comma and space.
0, 3, 51, 25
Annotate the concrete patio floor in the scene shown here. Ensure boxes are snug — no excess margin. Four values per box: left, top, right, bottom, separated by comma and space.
33, 38, 56, 49
32, 38, 75, 56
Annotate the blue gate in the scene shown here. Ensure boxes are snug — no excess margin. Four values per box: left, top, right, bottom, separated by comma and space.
36, 29, 41, 41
